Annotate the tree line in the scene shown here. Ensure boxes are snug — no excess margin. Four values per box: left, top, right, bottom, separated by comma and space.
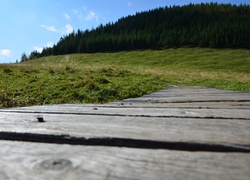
22, 3, 250, 61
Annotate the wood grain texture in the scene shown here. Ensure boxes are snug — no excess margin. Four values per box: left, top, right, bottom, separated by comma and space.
0, 112, 249, 146
0, 141, 250, 180
2, 105, 250, 119
0, 86, 250, 179
114, 86, 250, 103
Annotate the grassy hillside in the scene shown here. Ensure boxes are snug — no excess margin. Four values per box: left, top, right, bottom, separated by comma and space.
1, 48, 250, 108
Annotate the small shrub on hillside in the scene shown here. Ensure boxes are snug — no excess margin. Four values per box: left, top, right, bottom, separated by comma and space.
99, 67, 114, 77
85, 81, 100, 91
49, 69, 55, 74
65, 65, 76, 73
3, 68, 12, 73
99, 88, 118, 97
97, 77, 110, 84
0, 94, 25, 108
98, 88, 119, 102
65, 65, 71, 71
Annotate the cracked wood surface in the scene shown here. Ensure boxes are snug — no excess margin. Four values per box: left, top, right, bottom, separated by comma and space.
1, 141, 250, 180
0, 113, 250, 146
0, 86, 249, 180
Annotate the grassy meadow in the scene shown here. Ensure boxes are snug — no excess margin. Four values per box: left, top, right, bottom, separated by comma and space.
1, 48, 250, 108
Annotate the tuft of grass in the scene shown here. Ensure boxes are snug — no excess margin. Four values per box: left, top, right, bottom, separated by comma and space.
3, 68, 13, 73
0, 48, 249, 108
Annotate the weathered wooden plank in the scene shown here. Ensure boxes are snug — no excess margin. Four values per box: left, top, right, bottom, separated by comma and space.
0, 112, 249, 146
114, 86, 250, 103
1, 86, 249, 147
33, 101, 249, 110
2, 105, 249, 119
0, 141, 249, 180
0, 86, 249, 179
110, 102, 250, 109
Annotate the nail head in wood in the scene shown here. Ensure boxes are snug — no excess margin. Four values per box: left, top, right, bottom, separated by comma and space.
36, 116, 45, 123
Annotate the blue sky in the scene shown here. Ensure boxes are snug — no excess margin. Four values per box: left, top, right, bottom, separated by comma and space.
0, 0, 248, 63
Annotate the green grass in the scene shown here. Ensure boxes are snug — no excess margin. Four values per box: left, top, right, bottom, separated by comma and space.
1, 48, 249, 108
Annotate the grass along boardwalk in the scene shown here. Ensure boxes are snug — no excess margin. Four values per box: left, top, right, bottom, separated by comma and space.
1, 48, 250, 108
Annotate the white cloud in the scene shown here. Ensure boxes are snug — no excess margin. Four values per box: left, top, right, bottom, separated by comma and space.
64, 13, 70, 20
65, 24, 73, 34
0, 49, 11, 56
34, 47, 43, 53
40, 25, 57, 32
128, 2, 132, 7
34, 42, 54, 53
85, 11, 98, 21
40, 23, 73, 35
46, 42, 54, 48
74, 9, 99, 22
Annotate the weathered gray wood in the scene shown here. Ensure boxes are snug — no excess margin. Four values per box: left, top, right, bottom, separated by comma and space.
113, 86, 250, 104
0, 86, 250, 180
0, 112, 249, 146
2, 86, 249, 120
0, 141, 249, 180
2, 105, 249, 119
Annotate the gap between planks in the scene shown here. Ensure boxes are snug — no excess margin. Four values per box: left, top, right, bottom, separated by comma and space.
1, 131, 250, 153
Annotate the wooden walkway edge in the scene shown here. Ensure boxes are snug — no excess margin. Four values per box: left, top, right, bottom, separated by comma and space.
0, 86, 249, 180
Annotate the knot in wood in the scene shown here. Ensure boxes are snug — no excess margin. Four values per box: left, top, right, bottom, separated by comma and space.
38, 159, 72, 171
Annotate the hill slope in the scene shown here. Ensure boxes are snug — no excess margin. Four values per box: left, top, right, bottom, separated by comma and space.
24, 3, 250, 60
1, 48, 250, 108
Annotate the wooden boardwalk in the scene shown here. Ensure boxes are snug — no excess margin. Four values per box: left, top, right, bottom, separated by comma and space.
0, 86, 249, 180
